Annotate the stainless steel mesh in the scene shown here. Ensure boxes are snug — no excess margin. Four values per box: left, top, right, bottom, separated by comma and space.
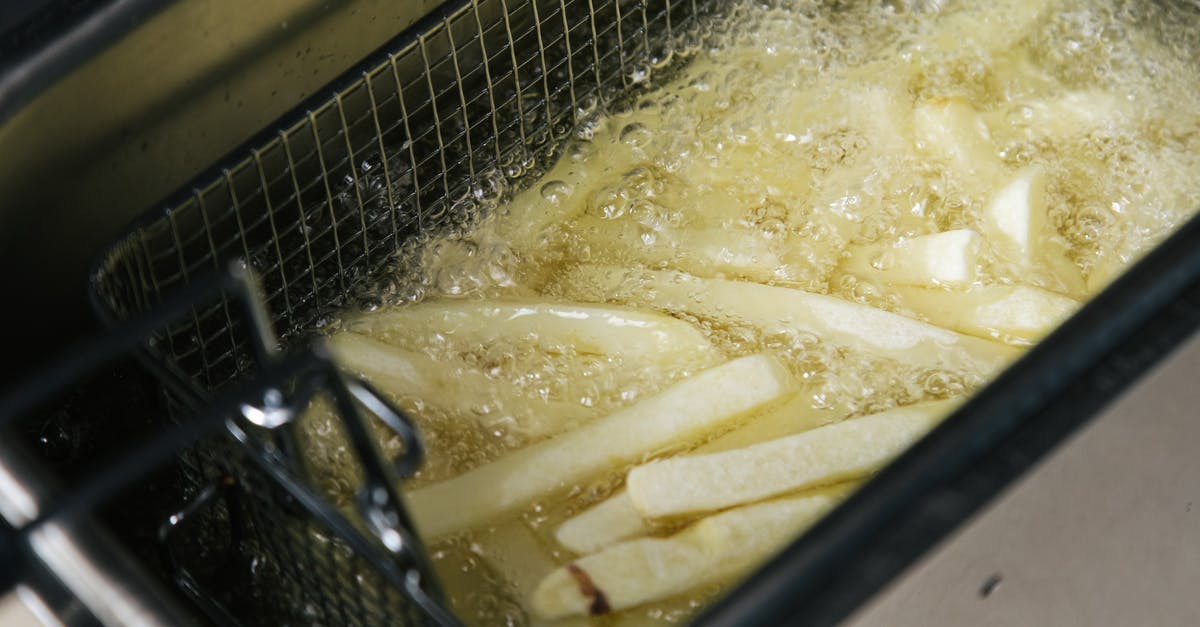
90, 0, 723, 624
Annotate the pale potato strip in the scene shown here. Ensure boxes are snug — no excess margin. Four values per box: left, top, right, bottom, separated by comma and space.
555, 393, 847, 554
406, 355, 793, 538
532, 491, 844, 619
892, 284, 1080, 344
626, 400, 957, 520
345, 299, 719, 368
557, 265, 1019, 373
573, 214, 792, 284
839, 229, 983, 289
327, 332, 598, 437
555, 491, 648, 555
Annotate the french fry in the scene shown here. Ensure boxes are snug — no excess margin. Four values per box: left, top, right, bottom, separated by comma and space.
532, 491, 844, 619
983, 166, 1047, 262
570, 214, 795, 284
555, 393, 847, 553
892, 284, 1080, 344
924, 0, 1055, 56
405, 355, 794, 538
326, 332, 599, 438
839, 229, 983, 289
556, 265, 1019, 373
985, 90, 1134, 141
555, 491, 648, 555
982, 167, 1086, 295
625, 400, 957, 520
345, 299, 720, 369
914, 97, 1004, 185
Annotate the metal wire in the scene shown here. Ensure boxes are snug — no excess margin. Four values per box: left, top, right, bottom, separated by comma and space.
89, 0, 722, 624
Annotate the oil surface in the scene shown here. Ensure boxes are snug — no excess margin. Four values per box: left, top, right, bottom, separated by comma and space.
304, 1, 1200, 624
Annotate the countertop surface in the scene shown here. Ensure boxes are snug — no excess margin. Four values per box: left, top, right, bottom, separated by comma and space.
847, 328, 1200, 626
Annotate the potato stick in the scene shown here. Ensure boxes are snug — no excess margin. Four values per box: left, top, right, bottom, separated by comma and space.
556, 491, 647, 555
626, 400, 957, 520
892, 284, 1080, 344
532, 491, 844, 619
914, 97, 1004, 185
984, 90, 1134, 141
327, 332, 598, 437
477, 521, 562, 605
557, 265, 1019, 373
839, 229, 983, 289
984, 166, 1047, 262
406, 355, 794, 538
572, 214, 792, 284
555, 393, 847, 554
345, 299, 719, 369
924, 0, 1055, 56
982, 167, 1086, 295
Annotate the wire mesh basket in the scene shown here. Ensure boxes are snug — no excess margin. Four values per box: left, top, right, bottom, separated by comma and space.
89, 0, 725, 624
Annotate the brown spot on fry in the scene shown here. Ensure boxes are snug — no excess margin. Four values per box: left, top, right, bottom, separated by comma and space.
566, 563, 611, 615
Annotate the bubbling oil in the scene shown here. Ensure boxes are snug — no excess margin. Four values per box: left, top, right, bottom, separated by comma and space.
303, 1, 1200, 624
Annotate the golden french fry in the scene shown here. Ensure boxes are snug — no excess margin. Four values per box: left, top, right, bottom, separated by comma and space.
556, 265, 1019, 374
406, 355, 794, 538
625, 400, 957, 520
532, 490, 845, 619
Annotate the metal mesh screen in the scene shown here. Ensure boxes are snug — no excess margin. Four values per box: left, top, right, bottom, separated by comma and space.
93, 0, 717, 392
89, 0, 724, 624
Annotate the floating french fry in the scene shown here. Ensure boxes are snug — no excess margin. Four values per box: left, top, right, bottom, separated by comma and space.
892, 284, 1080, 344
555, 393, 846, 554
840, 229, 983, 289
345, 299, 720, 370
625, 400, 957, 520
532, 490, 845, 619
406, 355, 793, 538
327, 332, 598, 437
556, 265, 1019, 373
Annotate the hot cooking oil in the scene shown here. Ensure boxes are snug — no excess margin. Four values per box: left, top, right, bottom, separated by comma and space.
300, 1, 1200, 624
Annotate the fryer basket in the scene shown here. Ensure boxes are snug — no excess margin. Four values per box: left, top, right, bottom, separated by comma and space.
90, 0, 721, 624
82, 1, 1200, 626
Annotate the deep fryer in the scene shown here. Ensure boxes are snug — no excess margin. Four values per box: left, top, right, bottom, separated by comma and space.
4, 1, 1200, 626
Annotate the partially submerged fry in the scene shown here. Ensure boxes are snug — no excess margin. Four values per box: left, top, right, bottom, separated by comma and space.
345, 299, 720, 369
327, 332, 598, 437
557, 265, 1019, 373
840, 229, 983, 289
892, 284, 1080, 344
571, 214, 793, 284
626, 400, 957, 520
406, 355, 794, 538
533, 491, 843, 619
